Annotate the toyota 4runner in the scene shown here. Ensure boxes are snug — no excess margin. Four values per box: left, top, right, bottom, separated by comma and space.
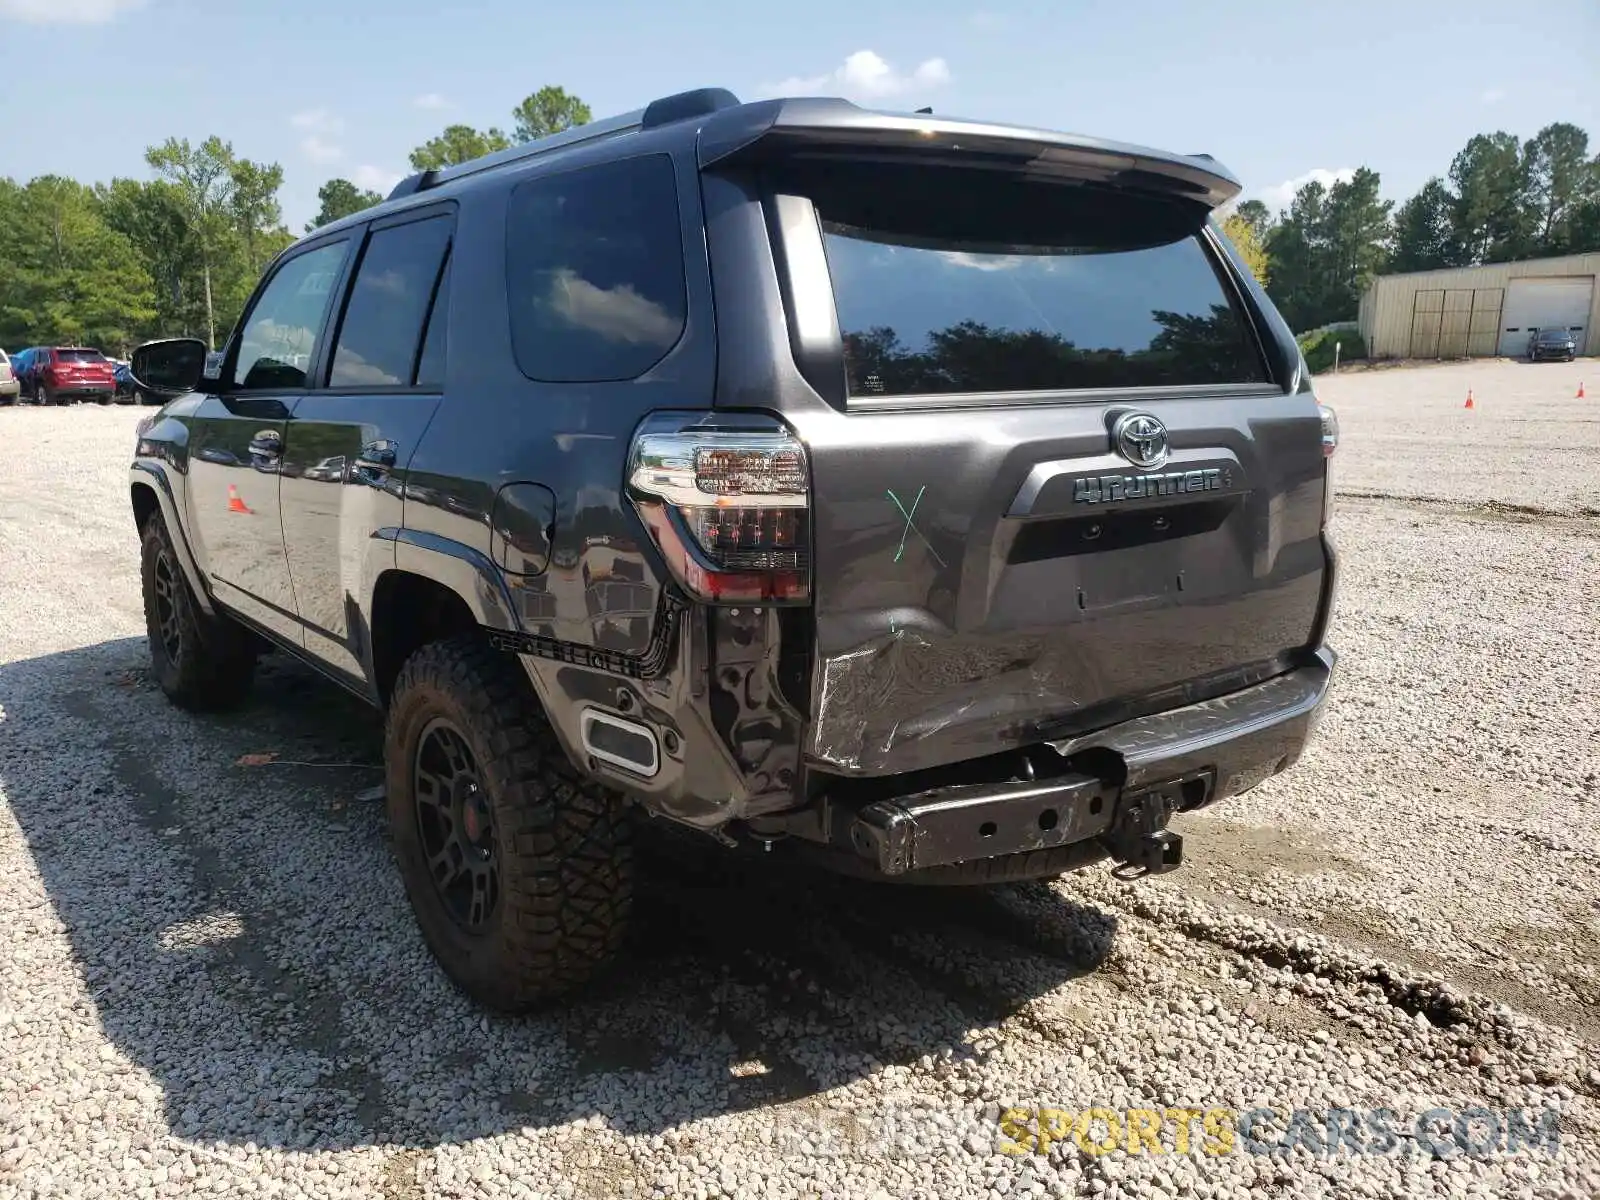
128, 87, 1340, 1012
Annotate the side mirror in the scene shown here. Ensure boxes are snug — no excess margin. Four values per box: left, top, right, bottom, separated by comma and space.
130, 337, 210, 398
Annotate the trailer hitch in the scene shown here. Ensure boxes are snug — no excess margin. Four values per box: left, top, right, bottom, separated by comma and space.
1100, 778, 1195, 879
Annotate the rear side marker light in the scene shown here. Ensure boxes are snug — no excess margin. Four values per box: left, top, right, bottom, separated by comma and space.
627, 424, 811, 604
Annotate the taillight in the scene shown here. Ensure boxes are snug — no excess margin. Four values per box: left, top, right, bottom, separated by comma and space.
1318, 403, 1339, 457
626, 417, 811, 604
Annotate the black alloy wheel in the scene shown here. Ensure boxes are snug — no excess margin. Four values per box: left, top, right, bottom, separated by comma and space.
413, 717, 501, 931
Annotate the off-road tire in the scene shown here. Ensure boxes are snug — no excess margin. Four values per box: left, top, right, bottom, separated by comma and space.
140, 511, 256, 710
384, 636, 633, 1012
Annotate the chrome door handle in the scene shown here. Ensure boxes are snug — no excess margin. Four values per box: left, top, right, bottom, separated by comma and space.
354, 439, 399, 486
356, 439, 398, 471
249, 429, 282, 459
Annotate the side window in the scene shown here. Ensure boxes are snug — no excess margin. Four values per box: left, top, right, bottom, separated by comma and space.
232, 242, 348, 390
414, 255, 451, 390
328, 215, 453, 388
505, 153, 687, 383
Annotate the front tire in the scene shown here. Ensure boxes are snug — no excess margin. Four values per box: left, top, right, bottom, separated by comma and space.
140, 511, 256, 710
384, 637, 633, 1012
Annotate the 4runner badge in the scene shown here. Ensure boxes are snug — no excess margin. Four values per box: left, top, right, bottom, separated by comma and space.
1074, 467, 1227, 505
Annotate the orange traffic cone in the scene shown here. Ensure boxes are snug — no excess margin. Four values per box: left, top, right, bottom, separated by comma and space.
1464, 389, 1474, 410
1578, 381, 1586, 399
227, 484, 252, 515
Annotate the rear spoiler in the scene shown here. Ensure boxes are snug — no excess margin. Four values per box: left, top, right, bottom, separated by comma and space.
696, 98, 1242, 212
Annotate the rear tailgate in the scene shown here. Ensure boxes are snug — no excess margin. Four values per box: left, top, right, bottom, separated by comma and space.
701, 105, 1332, 777
54, 349, 113, 387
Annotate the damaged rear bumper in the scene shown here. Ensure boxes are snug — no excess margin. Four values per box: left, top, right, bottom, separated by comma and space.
769, 647, 1335, 878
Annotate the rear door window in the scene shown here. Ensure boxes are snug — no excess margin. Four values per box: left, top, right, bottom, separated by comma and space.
505, 153, 687, 383
328, 214, 453, 388
794, 164, 1267, 398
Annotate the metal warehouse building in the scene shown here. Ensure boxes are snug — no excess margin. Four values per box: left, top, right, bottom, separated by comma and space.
1358, 251, 1599, 359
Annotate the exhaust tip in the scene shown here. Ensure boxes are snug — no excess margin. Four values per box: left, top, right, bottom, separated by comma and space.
580, 708, 661, 778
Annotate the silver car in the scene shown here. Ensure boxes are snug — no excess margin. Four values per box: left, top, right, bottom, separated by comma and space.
0, 349, 19, 405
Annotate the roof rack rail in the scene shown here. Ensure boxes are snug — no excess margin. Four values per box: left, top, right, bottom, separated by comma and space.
642, 87, 740, 129
395, 86, 743, 198
386, 170, 436, 202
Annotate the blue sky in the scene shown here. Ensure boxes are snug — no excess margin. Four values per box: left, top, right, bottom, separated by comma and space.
2, 0, 1596, 233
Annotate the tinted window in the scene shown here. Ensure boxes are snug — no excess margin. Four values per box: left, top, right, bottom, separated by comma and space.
57, 348, 105, 363
233, 242, 347, 390
329, 216, 452, 388
505, 154, 686, 382
798, 164, 1267, 397
414, 255, 451, 389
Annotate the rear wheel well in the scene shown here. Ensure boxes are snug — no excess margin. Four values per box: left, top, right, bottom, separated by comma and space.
370, 570, 480, 706
131, 482, 160, 534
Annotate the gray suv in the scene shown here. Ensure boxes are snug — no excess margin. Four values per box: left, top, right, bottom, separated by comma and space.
128, 87, 1340, 1011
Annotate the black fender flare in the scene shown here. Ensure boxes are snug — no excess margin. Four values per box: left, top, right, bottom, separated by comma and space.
130, 462, 215, 617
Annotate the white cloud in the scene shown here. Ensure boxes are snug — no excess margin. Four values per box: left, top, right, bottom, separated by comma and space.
413, 93, 450, 111
0, 0, 142, 23
300, 136, 344, 165
938, 251, 1021, 272
757, 50, 952, 104
547, 268, 681, 349
1480, 87, 1506, 105
1254, 166, 1357, 215
290, 109, 345, 134
351, 164, 404, 196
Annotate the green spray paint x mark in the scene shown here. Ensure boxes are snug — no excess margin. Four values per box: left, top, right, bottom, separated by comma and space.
886, 486, 948, 568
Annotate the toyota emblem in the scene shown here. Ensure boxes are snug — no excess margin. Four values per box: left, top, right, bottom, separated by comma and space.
1111, 412, 1170, 470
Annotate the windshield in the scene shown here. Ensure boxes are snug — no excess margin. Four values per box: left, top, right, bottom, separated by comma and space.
1536, 329, 1571, 341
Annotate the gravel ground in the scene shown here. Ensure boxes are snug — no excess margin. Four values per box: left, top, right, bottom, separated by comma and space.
1, 360, 1597, 1199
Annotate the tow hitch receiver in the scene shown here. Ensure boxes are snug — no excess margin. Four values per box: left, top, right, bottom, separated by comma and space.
1100, 776, 1202, 878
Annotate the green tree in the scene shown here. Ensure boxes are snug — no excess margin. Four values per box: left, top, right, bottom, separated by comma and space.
229, 157, 288, 278
1319, 167, 1392, 318
1448, 132, 1531, 263
1263, 169, 1391, 330
0, 176, 155, 352
1522, 123, 1595, 252
1220, 211, 1270, 285
1264, 182, 1328, 331
99, 177, 203, 338
307, 178, 383, 231
511, 85, 593, 142
1390, 178, 1459, 272
145, 136, 240, 346
1233, 199, 1273, 244
1565, 192, 1600, 254
408, 124, 512, 171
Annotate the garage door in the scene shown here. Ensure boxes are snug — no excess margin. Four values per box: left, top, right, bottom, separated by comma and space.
1496, 276, 1594, 356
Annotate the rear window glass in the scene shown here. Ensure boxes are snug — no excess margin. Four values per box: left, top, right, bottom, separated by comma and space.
505, 153, 687, 383
797, 164, 1267, 397
56, 349, 105, 363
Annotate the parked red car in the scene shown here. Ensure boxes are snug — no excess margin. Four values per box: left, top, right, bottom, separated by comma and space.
28, 347, 116, 405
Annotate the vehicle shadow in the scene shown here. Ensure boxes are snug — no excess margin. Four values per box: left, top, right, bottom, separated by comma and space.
0, 637, 1117, 1153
